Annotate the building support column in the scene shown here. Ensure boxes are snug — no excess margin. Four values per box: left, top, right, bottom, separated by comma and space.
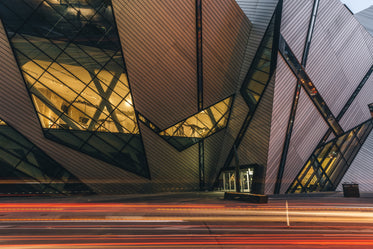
196, 0, 205, 190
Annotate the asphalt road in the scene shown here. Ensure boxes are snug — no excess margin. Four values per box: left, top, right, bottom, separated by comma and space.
0, 192, 373, 248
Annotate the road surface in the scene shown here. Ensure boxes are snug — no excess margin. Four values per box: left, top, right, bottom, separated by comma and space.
0, 192, 373, 248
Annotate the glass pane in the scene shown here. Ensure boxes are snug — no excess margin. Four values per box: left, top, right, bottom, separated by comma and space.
247, 80, 265, 94
159, 97, 232, 139
0, 0, 149, 178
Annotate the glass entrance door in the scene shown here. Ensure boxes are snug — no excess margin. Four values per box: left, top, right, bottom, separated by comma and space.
221, 168, 254, 192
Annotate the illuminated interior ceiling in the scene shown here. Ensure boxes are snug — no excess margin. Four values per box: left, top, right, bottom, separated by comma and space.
0, 118, 92, 195
138, 96, 233, 151
161, 97, 232, 138
287, 118, 373, 193
21, 48, 136, 133
0, 0, 150, 178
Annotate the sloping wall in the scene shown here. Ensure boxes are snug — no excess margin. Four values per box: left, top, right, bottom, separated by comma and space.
337, 130, 373, 192
113, 0, 197, 129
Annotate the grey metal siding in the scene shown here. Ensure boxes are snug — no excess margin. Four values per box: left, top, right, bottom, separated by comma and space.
280, 90, 329, 193
139, 123, 199, 192
113, 0, 197, 129
234, 71, 274, 168
265, 57, 295, 194
337, 130, 373, 192
203, 0, 251, 108
355, 6, 373, 36
281, 0, 313, 61
204, 131, 228, 187
306, 0, 373, 121
215, 95, 250, 172
235, 0, 279, 89
339, 76, 373, 130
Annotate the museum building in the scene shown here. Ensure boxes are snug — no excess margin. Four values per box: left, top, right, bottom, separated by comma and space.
0, 0, 372, 195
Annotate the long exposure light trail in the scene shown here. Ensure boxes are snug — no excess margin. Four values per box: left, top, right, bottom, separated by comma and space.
1, 197, 373, 248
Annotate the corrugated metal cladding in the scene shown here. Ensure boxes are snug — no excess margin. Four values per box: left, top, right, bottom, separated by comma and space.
360, 24, 373, 57
113, 0, 197, 129
232, 72, 274, 168
204, 131, 229, 187
265, 57, 295, 194
280, 90, 329, 193
281, 0, 313, 61
339, 76, 373, 130
235, 0, 279, 88
203, 0, 252, 108
0, 20, 148, 195
355, 6, 373, 36
0, 21, 42, 139
215, 95, 250, 171
139, 123, 199, 192
306, 0, 372, 119
336, 130, 373, 192
216, 0, 279, 175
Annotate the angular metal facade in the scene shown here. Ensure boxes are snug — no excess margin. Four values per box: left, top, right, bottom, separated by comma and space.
337, 129, 373, 192
355, 6, 373, 36
0, 0, 372, 195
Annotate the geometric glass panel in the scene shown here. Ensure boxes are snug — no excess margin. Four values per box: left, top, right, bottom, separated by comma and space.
287, 118, 373, 193
219, 3, 281, 172
241, 7, 276, 109
0, 118, 92, 195
0, 0, 149, 178
138, 96, 233, 151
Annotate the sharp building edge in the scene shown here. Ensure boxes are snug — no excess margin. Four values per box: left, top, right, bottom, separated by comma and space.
0, 0, 371, 195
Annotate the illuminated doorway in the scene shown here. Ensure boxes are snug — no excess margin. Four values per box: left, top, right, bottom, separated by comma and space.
220, 168, 254, 193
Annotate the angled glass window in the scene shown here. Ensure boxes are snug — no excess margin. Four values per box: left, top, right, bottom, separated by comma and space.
241, 9, 276, 109
287, 118, 373, 193
0, 118, 92, 195
139, 96, 233, 151
0, 0, 149, 178
220, 3, 281, 171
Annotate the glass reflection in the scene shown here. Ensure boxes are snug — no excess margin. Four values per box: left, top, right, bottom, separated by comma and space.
139, 97, 233, 151
0, 0, 149, 177
0, 118, 92, 195
287, 119, 373, 193
241, 12, 275, 108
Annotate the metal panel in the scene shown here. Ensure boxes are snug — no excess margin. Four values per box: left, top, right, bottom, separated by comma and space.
265, 57, 295, 194
339, 76, 373, 130
203, 0, 251, 108
355, 6, 373, 36
337, 130, 373, 192
280, 86, 329, 193
281, 0, 313, 61
204, 130, 228, 187
359, 24, 373, 57
235, 0, 279, 88
215, 95, 250, 172
113, 0, 197, 129
139, 123, 199, 192
306, 0, 372, 120
235, 69, 274, 167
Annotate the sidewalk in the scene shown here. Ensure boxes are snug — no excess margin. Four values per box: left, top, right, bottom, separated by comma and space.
1, 191, 373, 204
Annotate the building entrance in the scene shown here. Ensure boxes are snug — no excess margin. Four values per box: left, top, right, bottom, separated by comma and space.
220, 168, 254, 192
